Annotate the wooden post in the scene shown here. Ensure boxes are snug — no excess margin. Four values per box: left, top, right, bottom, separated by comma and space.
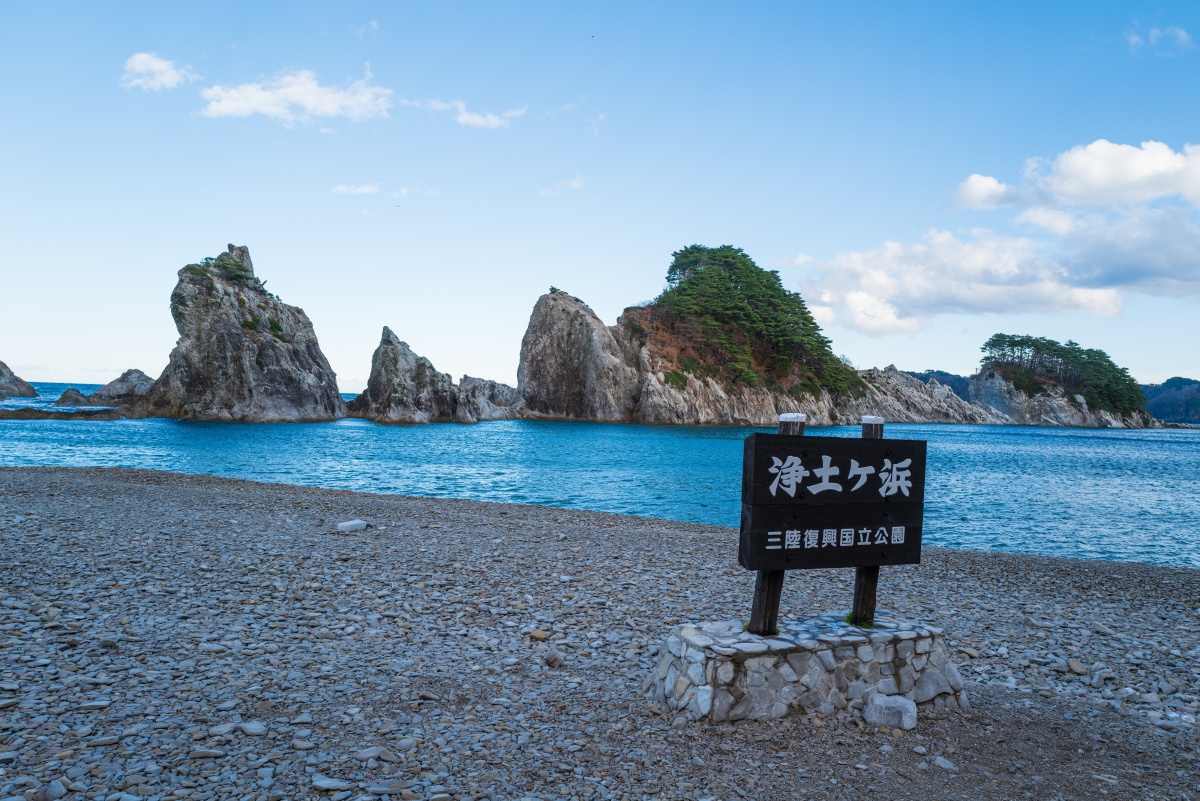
748, 413, 805, 635
851, 416, 884, 627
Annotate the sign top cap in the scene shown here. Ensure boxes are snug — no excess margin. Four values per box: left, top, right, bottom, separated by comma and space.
861, 415, 885, 424
778, 413, 806, 423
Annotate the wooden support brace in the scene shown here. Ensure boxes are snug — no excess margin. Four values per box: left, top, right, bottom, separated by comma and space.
850, 416, 884, 627
747, 414, 805, 635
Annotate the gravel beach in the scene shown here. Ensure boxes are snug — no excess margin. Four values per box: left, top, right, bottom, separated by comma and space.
1, 467, 1197, 801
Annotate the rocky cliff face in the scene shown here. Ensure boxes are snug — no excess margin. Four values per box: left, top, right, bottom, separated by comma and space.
516, 292, 639, 420
55, 369, 155, 408
970, 369, 1160, 428
348, 327, 519, 424
0, 361, 36, 399
91, 369, 155, 404
143, 245, 346, 422
348, 328, 459, 423
53, 388, 92, 407
457, 377, 521, 422
512, 291, 1013, 426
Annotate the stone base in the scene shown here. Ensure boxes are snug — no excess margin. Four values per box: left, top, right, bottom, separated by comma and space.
643, 611, 969, 723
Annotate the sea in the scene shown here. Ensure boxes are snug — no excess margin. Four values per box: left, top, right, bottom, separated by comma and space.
3, 382, 1199, 568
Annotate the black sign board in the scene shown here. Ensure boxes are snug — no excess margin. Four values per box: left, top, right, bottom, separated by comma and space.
738, 433, 927, 571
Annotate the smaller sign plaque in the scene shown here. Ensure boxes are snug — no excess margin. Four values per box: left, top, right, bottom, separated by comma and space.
738, 433, 927, 571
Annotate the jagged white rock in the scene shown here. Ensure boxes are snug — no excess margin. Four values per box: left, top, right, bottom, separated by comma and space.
347, 327, 520, 424
144, 245, 346, 422
864, 692, 918, 730
0, 360, 36, 400
970, 368, 1160, 428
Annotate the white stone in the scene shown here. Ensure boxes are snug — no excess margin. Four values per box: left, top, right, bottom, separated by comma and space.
312, 774, 353, 791
336, 519, 367, 532
863, 693, 917, 730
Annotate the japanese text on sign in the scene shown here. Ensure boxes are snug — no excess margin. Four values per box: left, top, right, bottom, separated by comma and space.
767, 455, 913, 498
765, 526, 907, 550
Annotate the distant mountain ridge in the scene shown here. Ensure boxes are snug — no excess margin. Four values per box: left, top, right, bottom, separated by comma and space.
1141, 377, 1200, 424
904, 370, 971, 401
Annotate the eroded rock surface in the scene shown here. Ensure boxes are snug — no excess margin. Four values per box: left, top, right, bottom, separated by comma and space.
516, 292, 639, 421
348, 327, 459, 423
53, 388, 92, 407
0, 360, 36, 400
513, 291, 1015, 425
457, 376, 520, 422
143, 245, 346, 422
90, 368, 155, 405
348, 328, 519, 424
53, 369, 156, 408
970, 368, 1159, 428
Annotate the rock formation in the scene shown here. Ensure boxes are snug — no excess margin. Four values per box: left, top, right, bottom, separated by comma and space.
53, 388, 92, 407
457, 377, 521, 422
0, 361, 36, 400
348, 328, 460, 423
53, 369, 155, 408
143, 245, 346, 422
90, 369, 155, 405
348, 327, 520, 424
970, 368, 1160, 428
512, 291, 1013, 426
516, 291, 639, 420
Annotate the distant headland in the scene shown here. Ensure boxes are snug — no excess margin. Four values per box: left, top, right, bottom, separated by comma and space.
0, 243, 1180, 429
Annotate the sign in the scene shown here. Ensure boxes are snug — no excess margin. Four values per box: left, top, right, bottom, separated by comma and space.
739, 433, 926, 571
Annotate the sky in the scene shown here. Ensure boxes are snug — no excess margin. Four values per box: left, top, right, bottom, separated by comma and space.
2, 2, 1199, 391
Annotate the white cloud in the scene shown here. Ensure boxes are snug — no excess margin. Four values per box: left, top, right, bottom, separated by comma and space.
401, 98, 526, 129
1127, 25, 1194, 56
355, 20, 380, 40
1015, 206, 1079, 236
539, 176, 586, 196
332, 184, 379, 195
804, 229, 1121, 334
200, 66, 393, 124
961, 140, 1200, 209
956, 173, 1022, 208
121, 52, 199, 91
791, 253, 814, 266
810, 138, 1200, 334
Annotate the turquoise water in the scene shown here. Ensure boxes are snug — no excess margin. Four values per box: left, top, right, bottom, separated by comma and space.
3, 383, 1199, 567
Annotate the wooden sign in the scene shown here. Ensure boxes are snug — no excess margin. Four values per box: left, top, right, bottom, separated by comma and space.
739, 433, 927, 572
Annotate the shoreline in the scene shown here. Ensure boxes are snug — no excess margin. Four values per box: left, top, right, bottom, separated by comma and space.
0, 461, 1197, 572
0, 466, 1196, 800
2, 403, 1188, 429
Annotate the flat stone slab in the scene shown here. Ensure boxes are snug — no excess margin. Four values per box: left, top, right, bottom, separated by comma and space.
643, 610, 968, 723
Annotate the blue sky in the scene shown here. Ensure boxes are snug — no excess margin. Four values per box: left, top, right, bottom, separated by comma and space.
2, 2, 1199, 390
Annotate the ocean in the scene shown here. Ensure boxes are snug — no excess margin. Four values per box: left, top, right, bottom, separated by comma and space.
3, 383, 1198, 568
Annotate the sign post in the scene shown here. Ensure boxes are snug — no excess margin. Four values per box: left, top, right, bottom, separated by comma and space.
747, 412, 806, 636
741, 415, 925, 634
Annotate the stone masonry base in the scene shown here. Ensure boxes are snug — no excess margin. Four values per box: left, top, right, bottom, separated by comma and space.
643, 611, 969, 723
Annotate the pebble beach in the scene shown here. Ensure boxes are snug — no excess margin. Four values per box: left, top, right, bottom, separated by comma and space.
1, 467, 1198, 800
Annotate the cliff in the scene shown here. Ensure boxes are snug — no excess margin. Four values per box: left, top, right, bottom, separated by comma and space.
514, 291, 1008, 425
970, 366, 1160, 428
516, 292, 639, 420
143, 245, 346, 422
0, 361, 36, 400
348, 327, 519, 424
1141, 377, 1200, 424
54, 369, 155, 408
